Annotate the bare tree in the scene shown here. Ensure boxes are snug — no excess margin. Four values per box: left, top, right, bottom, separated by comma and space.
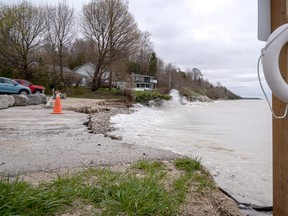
162, 63, 177, 90
45, 0, 75, 87
0, 1, 46, 79
129, 31, 154, 74
82, 0, 139, 91
68, 39, 89, 69
186, 67, 203, 82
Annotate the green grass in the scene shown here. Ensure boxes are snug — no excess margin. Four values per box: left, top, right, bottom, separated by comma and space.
174, 156, 201, 172
172, 157, 215, 203
50, 87, 172, 104
0, 179, 67, 215
180, 88, 203, 99
64, 87, 124, 100
0, 158, 215, 216
134, 90, 172, 103
132, 159, 166, 173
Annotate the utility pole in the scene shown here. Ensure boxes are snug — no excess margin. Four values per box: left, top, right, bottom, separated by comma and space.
271, 0, 288, 215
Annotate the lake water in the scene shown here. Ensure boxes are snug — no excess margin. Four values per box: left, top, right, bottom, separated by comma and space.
111, 90, 272, 206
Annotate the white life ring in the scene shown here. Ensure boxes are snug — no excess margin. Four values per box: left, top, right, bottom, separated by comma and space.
262, 23, 288, 103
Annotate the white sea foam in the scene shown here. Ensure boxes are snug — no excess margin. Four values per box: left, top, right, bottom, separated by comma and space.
111, 91, 272, 206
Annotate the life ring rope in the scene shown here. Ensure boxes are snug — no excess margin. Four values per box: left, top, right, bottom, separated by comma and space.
257, 54, 288, 119
258, 53, 288, 119
260, 23, 288, 118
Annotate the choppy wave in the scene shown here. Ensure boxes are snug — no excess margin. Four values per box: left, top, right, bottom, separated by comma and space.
111, 90, 272, 206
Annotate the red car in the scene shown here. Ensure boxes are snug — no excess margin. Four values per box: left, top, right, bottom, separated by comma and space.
14, 79, 45, 94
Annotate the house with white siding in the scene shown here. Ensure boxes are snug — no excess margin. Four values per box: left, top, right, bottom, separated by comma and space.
73, 63, 111, 87
73, 63, 94, 86
132, 73, 157, 91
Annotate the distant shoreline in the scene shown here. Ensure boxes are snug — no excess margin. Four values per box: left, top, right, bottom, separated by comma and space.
241, 97, 262, 100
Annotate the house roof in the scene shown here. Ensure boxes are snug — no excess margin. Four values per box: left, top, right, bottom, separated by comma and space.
73, 63, 95, 77
132, 73, 156, 79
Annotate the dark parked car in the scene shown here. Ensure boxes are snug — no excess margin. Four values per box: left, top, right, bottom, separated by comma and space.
14, 79, 45, 94
0, 77, 31, 95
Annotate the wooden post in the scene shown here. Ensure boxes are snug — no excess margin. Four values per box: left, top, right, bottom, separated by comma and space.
271, 0, 288, 215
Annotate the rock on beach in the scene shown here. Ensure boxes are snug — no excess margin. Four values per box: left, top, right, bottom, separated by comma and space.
0, 94, 47, 108
0, 95, 14, 109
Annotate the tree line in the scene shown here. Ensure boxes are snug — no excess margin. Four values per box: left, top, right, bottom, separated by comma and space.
0, 0, 241, 100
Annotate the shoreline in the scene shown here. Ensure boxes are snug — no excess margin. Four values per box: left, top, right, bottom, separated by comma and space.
87, 99, 272, 215
0, 98, 182, 176
0, 98, 243, 215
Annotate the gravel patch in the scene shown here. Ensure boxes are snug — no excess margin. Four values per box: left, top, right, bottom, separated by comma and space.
0, 101, 180, 176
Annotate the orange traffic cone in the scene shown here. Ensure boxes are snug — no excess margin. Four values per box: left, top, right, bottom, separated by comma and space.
51, 92, 64, 114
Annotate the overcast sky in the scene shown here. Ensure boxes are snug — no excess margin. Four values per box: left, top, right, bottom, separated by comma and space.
5, 0, 269, 98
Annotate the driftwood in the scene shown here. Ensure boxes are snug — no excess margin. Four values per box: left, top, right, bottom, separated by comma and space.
218, 187, 273, 212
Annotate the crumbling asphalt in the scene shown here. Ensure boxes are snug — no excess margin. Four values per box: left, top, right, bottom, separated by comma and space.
0, 104, 179, 176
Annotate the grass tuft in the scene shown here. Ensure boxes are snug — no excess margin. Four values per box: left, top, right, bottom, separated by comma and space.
0, 158, 215, 215
0, 178, 66, 215
174, 156, 202, 172
132, 159, 166, 173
